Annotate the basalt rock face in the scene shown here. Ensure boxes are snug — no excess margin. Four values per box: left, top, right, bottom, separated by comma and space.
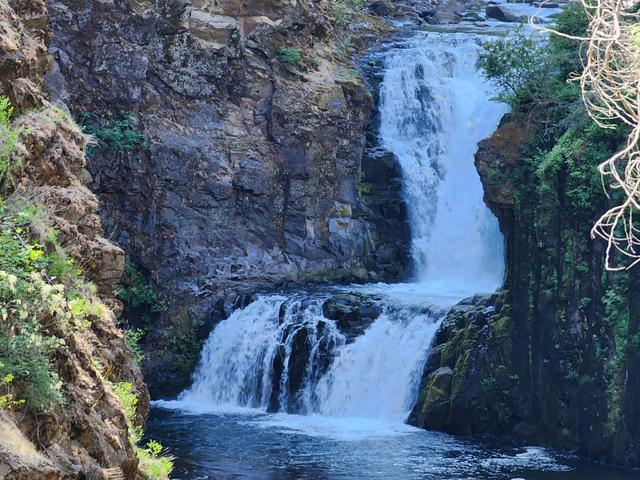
0, 0, 148, 478
44, 0, 411, 396
411, 114, 640, 468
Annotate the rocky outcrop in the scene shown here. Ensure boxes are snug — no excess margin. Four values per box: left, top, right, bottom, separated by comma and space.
45, 0, 404, 291
409, 293, 517, 433
474, 113, 529, 230
0, 1, 148, 478
412, 113, 640, 468
322, 293, 382, 341
0, 0, 50, 111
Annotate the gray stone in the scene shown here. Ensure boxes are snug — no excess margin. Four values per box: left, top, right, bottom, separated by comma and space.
486, 5, 520, 22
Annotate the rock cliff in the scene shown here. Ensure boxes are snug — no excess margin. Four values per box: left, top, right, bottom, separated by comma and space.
0, 0, 148, 477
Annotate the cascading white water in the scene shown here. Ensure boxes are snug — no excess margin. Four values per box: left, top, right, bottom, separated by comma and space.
182, 296, 288, 408
181, 294, 441, 421
176, 28, 508, 429
314, 307, 440, 420
380, 32, 508, 294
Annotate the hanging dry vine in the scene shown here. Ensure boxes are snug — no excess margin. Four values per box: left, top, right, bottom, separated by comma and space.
580, 0, 640, 270
537, 0, 640, 270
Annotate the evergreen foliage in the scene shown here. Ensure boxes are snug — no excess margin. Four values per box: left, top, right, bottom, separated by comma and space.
80, 111, 148, 157
277, 47, 303, 65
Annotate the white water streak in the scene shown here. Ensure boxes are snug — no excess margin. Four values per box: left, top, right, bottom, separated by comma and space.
380, 32, 508, 293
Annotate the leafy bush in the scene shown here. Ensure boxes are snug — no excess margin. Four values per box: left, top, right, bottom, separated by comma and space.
0, 97, 24, 192
111, 381, 173, 480
478, 4, 587, 109
331, 0, 363, 25
117, 262, 165, 313
478, 28, 543, 108
277, 47, 302, 65
117, 262, 166, 362
138, 440, 174, 480
81, 111, 148, 157
0, 362, 24, 409
124, 328, 146, 365
0, 198, 103, 412
332, 0, 350, 25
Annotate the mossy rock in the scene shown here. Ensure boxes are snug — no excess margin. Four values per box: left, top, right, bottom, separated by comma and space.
426, 366, 453, 403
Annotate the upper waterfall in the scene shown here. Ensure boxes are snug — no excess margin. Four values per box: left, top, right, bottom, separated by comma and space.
380, 32, 508, 295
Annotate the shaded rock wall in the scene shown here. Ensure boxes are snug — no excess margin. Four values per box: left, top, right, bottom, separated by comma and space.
410, 114, 640, 468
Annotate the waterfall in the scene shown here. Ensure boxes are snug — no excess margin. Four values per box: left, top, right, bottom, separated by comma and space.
181, 294, 441, 421
380, 32, 508, 293
177, 30, 507, 426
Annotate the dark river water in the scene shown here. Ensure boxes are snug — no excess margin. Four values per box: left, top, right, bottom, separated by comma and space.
147, 406, 638, 480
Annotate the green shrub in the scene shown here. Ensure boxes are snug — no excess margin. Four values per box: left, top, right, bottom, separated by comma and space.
0, 362, 25, 409
117, 262, 165, 312
111, 381, 173, 480
478, 4, 587, 109
137, 440, 174, 480
277, 47, 302, 65
124, 328, 146, 365
81, 111, 148, 157
117, 262, 166, 358
0, 198, 104, 412
0, 97, 24, 192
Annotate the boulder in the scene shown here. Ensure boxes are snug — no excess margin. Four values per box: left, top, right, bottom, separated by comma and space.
428, 11, 462, 24
486, 5, 520, 22
322, 293, 382, 342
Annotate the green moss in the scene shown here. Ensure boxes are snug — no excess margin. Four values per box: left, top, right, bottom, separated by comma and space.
356, 181, 374, 197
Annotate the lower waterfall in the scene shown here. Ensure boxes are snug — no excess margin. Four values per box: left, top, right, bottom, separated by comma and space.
176, 29, 507, 426
181, 293, 441, 422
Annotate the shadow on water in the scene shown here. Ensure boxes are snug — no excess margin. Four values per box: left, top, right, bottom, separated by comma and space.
146, 408, 638, 480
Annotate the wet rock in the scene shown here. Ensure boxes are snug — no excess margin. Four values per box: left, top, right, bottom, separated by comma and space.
485, 5, 520, 22
428, 11, 462, 24
410, 366, 453, 429
322, 293, 382, 342
514, 421, 540, 438
286, 325, 312, 410
268, 346, 286, 412
369, 0, 395, 16
409, 293, 517, 435
463, 12, 484, 21
475, 114, 530, 229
